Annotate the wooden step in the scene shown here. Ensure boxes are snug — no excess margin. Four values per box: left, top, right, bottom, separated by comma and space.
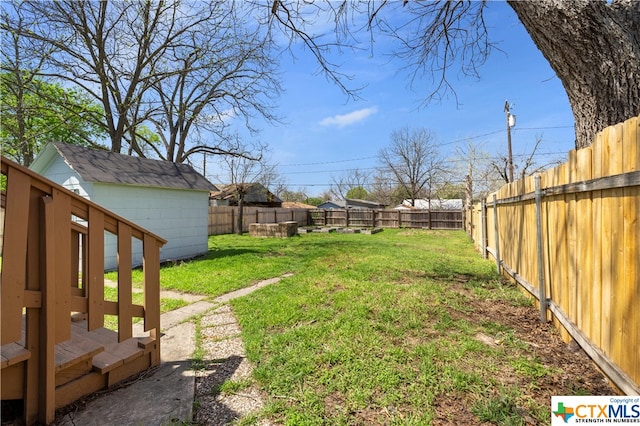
1, 341, 30, 369
55, 332, 104, 387
1, 341, 31, 400
69, 320, 146, 374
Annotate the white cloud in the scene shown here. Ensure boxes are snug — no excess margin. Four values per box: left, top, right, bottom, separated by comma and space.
319, 107, 378, 128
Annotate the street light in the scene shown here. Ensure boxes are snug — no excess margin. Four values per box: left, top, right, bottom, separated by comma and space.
504, 100, 516, 182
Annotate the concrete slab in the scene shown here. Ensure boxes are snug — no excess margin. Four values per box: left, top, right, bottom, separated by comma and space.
54, 274, 292, 425
56, 322, 196, 426
213, 273, 293, 304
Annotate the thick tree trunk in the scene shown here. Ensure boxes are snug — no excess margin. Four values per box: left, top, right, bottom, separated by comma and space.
507, 0, 640, 149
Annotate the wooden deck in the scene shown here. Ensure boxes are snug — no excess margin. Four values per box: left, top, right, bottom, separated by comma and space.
1, 156, 166, 425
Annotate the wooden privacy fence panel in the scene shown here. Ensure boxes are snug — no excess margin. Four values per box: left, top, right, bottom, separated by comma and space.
208, 206, 310, 235
208, 207, 463, 235
464, 115, 640, 395
308, 208, 464, 230
1, 156, 166, 424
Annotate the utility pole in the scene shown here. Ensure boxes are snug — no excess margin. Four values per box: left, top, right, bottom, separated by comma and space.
504, 100, 515, 182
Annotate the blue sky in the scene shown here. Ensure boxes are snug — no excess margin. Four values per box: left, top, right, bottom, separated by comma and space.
210, 1, 576, 197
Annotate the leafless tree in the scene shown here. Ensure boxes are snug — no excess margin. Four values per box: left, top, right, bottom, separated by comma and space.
491, 135, 562, 184
141, 5, 280, 163
218, 141, 269, 235
265, 0, 640, 149
378, 127, 447, 208
329, 168, 370, 200
3, 1, 280, 163
257, 162, 288, 199
454, 140, 502, 202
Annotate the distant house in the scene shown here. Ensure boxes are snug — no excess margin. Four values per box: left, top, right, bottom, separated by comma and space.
30, 142, 214, 270
397, 199, 464, 210
282, 201, 317, 209
317, 198, 386, 210
317, 200, 345, 210
209, 183, 282, 207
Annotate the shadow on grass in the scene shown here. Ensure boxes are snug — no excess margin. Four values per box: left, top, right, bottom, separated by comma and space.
202, 248, 259, 260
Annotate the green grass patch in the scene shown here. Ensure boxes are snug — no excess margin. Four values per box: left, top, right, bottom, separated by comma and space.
102, 229, 559, 424
102, 286, 189, 330
215, 229, 552, 424
106, 233, 355, 297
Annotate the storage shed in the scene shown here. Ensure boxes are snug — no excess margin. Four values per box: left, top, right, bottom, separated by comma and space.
30, 142, 214, 270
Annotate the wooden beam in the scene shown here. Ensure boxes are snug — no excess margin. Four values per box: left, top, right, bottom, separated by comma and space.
143, 234, 160, 334
87, 206, 105, 330
117, 222, 133, 342
40, 196, 57, 424
1, 167, 31, 344
548, 301, 640, 396
53, 189, 72, 343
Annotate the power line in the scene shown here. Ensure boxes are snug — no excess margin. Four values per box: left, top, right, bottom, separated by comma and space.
279, 156, 376, 167
277, 125, 573, 167
277, 150, 567, 175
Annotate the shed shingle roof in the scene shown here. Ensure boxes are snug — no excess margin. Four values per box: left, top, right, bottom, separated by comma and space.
51, 142, 214, 191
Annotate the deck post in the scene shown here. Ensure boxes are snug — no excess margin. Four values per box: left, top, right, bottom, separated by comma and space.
41, 196, 57, 424
1, 167, 31, 344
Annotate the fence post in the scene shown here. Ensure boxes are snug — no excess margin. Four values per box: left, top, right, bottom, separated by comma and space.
481, 199, 487, 259
535, 175, 547, 323
492, 194, 501, 274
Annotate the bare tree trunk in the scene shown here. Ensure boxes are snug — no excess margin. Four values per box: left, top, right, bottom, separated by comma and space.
508, 0, 640, 148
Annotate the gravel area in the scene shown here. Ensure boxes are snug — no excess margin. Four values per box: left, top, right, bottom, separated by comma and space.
194, 305, 275, 426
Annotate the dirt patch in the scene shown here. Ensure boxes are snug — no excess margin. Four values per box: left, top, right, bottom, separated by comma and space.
428, 279, 615, 425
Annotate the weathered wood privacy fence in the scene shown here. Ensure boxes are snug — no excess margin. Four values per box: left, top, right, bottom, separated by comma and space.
308, 208, 463, 229
1, 157, 166, 424
208, 206, 310, 235
465, 115, 639, 395
208, 206, 463, 235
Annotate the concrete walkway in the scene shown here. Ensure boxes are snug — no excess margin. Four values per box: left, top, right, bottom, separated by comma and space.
55, 274, 291, 425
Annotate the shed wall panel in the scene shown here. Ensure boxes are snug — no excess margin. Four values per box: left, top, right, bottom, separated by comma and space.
42, 157, 93, 199
92, 184, 208, 270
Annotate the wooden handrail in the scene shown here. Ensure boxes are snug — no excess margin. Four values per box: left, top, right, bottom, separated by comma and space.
1, 155, 166, 424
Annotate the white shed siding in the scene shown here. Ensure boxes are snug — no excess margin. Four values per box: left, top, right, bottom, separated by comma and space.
40, 156, 94, 198
92, 184, 208, 270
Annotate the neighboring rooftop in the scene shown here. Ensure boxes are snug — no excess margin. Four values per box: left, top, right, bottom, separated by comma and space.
31, 142, 215, 191
282, 201, 317, 209
400, 199, 464, 210
210, 183, 282, 206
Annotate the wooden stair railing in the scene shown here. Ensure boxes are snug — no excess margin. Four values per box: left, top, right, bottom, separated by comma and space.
1, 156, 166, 425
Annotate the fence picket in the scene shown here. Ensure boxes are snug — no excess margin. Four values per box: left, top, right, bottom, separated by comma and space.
575, 146, 593, 337
464, 114, 640, 394
208, 206, 464, 234
621, 116, 639, 381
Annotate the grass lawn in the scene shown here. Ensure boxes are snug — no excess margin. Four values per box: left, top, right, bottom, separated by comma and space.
229, 229, 552, 425
105, 231, 328, 297
110, 229, 609, 424
102, 286, 189, 330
